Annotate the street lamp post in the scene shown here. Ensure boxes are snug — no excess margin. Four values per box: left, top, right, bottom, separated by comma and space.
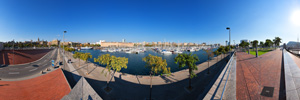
13, 39, 14, 65
63, 31, 67, 70
226, 27, 231, 56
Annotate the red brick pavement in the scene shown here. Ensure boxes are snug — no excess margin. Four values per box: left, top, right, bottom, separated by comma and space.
0, 69, 71, 100
0, 49, 51, 65
236, 49, 282, 100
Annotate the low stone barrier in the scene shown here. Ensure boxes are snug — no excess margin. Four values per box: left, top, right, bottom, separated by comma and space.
283, 49, 300, 100
203, 51, 236, 100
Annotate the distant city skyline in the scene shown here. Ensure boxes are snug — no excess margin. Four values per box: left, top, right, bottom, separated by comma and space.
1, 0, 300, 45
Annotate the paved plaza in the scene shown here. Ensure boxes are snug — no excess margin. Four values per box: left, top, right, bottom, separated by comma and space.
236, 49, 283, 100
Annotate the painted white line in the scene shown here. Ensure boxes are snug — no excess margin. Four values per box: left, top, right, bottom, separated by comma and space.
9, 72, 20, 74
9, 68, 18, 70
29, 68, 38, 72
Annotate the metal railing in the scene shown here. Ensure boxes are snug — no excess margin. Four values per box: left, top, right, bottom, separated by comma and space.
211, 50, 236, 100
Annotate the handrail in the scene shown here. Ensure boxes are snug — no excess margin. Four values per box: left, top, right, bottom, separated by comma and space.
220, 50, 235, 99
210, 50, 235, 100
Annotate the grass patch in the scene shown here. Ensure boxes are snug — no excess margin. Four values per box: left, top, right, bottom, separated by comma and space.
248, 49, 272, 56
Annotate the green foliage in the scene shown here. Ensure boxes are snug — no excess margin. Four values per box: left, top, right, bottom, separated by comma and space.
81, 53, 92, 61
217, 46, 226, 54
64, 47, 75, 52
252, 40, 258, 48
265, 39, 273, 47
239, 41, 249, 48
174, 53, 199, 79
249, 50, 271, 56
213, 50, 221, 56
143, 54, 171, 75
259, 41, 264, 47
225, 46, 230, 52
273, 37, 282, 47
90, 44, 101, 47
204, 49, 214, 59
73, 52, 83, 59
144, 44, 153, 47
94, 54, 128, 74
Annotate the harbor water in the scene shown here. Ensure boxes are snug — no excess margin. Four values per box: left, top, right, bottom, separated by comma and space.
78, 48, 217, 75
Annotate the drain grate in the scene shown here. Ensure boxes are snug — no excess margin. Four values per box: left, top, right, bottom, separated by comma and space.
261, 86, 274, 97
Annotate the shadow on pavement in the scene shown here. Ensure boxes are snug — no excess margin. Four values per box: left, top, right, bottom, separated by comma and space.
279, 50, 286, 100
62, 55, 230, 100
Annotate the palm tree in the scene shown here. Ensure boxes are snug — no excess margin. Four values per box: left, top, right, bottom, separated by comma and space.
252, 40, 258, 51
265, 39, 273, 48
143, 54, 170, 99
273, 37, 282, 48
259, 41, 264, 50
94, 54, 128, 92
175, 53, 199, 90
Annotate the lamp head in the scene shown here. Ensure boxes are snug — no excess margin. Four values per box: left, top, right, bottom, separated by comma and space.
226, 27, 230, 30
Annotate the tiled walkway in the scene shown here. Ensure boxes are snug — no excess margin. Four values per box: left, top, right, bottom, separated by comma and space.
0, 69, 71, 100
236, 49, 282, 100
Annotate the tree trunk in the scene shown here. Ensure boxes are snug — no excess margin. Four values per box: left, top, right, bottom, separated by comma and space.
207, 57, 210, 74
189, 68, 192, 89
106, 70, 116, 89
86, 62, 89, 75
150, 73, 153, 100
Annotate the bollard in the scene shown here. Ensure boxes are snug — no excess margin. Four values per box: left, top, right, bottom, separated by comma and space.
248, 47, 250, 54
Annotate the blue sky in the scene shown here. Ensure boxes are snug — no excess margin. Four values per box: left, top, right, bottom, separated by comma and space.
0, 0, 300, 45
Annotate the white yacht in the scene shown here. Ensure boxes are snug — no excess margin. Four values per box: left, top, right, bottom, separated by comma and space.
162, 50, 172, 54
81, 46, 92, 50
101, 49, 108, 52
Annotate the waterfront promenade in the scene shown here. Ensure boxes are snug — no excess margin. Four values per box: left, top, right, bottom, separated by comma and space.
236, 49, 283, 100
61, 49, 230, 100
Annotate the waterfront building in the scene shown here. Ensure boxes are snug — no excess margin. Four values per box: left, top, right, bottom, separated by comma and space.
178, 43, 183, 46
287, 41, 300, 49
158, 42, 162, 46
183, 43, 188, 46
188, 43, 195, 46
48, 39, 60, 46
172, 42, 177, 46
101, 42, 134, 47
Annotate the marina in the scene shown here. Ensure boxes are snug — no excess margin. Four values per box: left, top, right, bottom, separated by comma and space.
77, 46, 217, 75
